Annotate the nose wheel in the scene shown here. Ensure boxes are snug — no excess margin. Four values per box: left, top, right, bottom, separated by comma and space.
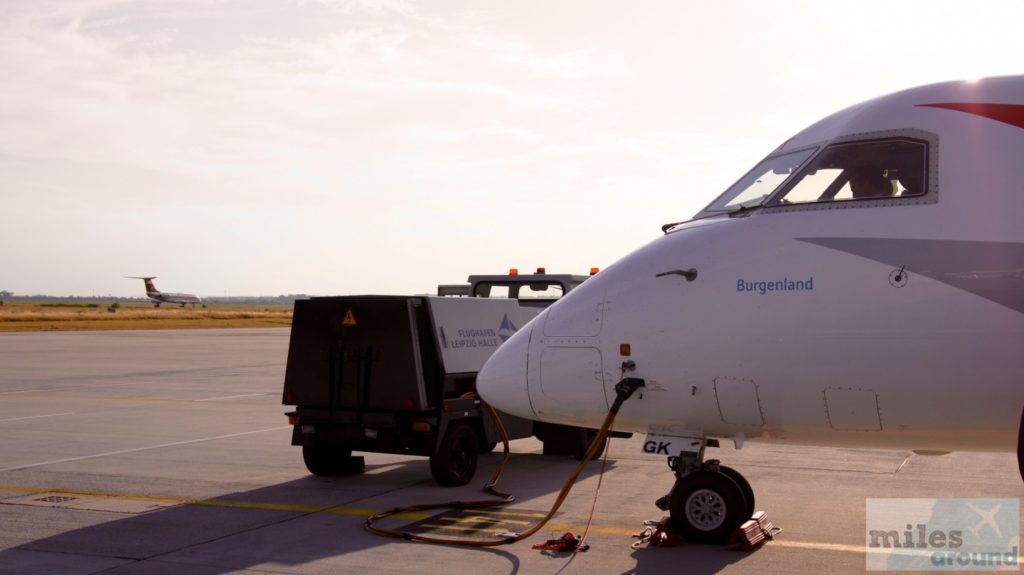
669, 469, 749, 543
718, 465, 755, 520
664, 440, 754, 544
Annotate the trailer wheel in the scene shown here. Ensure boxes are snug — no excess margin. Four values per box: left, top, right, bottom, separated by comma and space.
302, 445, 357, 476
430, 422, 479, 487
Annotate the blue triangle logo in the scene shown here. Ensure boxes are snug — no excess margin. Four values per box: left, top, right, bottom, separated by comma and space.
497, 313, 518, 342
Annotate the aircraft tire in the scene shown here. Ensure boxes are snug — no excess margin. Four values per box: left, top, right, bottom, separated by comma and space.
718, 465, 755, 521
430, 421, 479, 487
669, 470, 748, 544
302, 444, 356, 476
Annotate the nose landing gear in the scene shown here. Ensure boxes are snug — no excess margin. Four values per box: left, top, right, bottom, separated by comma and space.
661, 438, 754, 544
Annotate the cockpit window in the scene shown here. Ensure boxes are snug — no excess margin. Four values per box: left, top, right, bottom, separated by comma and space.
701, 148, 817, 213
688, 131, 936, 223
768, 138, 928, 206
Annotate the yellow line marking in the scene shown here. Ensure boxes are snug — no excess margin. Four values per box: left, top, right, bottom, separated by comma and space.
464, 508, 547, 518
435, 515, 531, 525
436, 515, 503, 524
0, 484, 426, 520
420, 524, 508, 534
0, 483, 872, 555
770, 540, 865, 554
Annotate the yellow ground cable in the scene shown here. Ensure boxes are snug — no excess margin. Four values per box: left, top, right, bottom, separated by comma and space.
364, 378, 645, 547
482, 403, 514, 501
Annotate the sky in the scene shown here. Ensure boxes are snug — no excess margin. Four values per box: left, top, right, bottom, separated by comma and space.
2, 0, 1023, 297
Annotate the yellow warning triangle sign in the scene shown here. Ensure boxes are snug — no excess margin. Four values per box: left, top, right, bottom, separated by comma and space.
342, 308, 358, 327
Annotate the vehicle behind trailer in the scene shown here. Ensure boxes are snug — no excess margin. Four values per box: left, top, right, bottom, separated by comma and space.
282, 269, 611, 486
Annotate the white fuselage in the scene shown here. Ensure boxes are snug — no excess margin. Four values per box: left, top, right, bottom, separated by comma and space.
147, 291, 202, 305
477, 76, 1024, 454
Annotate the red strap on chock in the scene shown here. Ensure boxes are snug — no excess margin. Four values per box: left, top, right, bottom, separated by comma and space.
631, 516, 678, 549
532, 532, 590, 553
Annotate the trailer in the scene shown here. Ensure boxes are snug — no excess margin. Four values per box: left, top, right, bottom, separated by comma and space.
282, 270, 611, 486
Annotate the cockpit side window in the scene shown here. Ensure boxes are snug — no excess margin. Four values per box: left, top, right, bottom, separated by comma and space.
700, 147, 817, 214
768, 137, 929, 207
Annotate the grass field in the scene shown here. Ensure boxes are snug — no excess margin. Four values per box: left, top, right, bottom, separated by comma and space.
0, 303, 293, 332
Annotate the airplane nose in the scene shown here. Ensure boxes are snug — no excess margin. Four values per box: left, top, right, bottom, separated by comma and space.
477, 326, 534, 420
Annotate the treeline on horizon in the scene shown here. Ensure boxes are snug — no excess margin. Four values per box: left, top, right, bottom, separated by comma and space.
0, 294, 311, 305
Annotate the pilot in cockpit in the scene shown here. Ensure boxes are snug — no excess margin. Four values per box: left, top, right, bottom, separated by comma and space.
848, 167, 894, 199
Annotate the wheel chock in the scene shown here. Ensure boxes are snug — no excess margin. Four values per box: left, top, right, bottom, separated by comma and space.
729, 510, 781, 550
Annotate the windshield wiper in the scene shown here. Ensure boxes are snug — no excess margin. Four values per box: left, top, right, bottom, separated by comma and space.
724, 203, 765, 216
662, 200, 764, 233
661, 219, 692, 234
726, 201, 765, 217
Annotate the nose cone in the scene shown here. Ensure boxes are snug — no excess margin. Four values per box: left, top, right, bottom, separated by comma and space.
477, 326, 534, 420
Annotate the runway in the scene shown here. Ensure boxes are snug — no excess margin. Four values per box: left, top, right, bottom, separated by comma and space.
0, 329, 1019, 574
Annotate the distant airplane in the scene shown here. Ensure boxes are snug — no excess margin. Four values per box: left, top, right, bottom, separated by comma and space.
125, 277, 201, 308
478, 75, 1024, 543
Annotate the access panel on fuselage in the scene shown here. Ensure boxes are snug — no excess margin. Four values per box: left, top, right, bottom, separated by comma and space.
529, 346, 609, 422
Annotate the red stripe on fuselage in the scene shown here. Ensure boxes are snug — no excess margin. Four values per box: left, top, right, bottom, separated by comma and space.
919, 102, 1024, 130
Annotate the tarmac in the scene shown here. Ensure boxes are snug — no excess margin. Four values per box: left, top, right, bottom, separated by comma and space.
0, 328, 1020, 574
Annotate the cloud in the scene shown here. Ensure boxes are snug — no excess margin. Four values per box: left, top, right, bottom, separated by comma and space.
5, 0, 1023, 295
0, 1, 654, 294
0, 1, 624, 198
